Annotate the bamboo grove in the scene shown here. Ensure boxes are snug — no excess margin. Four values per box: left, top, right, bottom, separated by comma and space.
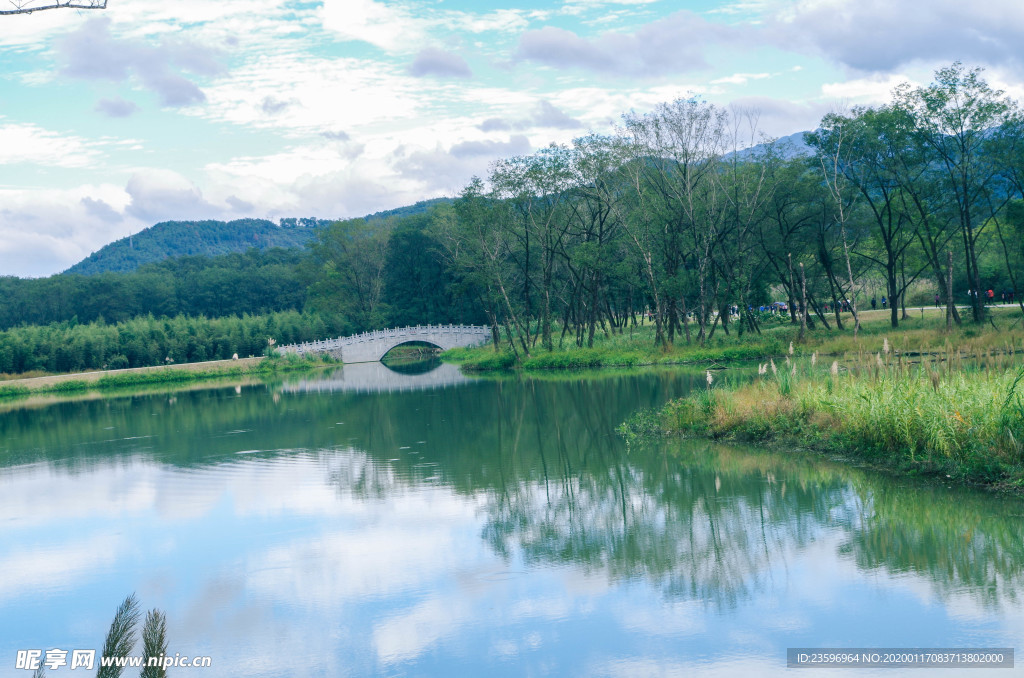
431, 63, 1024, 356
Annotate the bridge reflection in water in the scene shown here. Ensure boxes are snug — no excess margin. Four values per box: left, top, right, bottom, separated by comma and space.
279, 361, 473, 395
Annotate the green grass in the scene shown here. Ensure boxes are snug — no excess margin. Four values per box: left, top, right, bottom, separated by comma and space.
0, 352, 336, 401
445, 306, 1024, 373
445, 324, 786, 371
623, 351, 1024, 491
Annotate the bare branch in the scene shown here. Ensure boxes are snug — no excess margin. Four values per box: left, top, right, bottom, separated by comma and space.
0, 0, 106, 15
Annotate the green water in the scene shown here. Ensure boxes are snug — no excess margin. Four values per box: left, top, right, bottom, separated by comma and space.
0, 363, 1021, 676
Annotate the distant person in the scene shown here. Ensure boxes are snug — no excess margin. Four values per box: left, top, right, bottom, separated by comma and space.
881, 296, 887, 309
988, 289, 995, 304
871, 297, 877, 310
935, 293, 941, 308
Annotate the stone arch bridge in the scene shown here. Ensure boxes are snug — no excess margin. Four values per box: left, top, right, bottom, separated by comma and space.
277, 324, 490, 364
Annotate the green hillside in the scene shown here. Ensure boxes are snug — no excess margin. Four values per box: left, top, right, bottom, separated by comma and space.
66, 199, 452, 275
66, 218, 320, 275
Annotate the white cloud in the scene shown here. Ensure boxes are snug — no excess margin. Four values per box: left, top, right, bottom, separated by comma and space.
409, 47, 473, 79
320, 0, 427, 52
442, 9, 532, 34
319, 0, 536, 53
711, 72, 772, 86
820, 73, 916, 104
516, 10, 745, 77
197, 54, 423, 135
769, 0, 1024, 74
0, 122, 103, 168
0, 184, 133, 276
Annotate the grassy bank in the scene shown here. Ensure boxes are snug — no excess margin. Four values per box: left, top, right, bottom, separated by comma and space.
444, 329, 786, 371
0, 352, 335, 401
445, 306, 1024, 372
621, 350, 1024, 491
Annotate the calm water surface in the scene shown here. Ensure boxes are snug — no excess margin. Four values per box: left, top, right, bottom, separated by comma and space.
0, 362, 1022, 676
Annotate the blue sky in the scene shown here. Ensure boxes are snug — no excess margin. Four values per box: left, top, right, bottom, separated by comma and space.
2, 0, 1024, 276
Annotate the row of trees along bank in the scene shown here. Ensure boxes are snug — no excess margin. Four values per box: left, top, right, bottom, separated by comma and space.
426, 62, 1024, 358
5, 62, 1024, 371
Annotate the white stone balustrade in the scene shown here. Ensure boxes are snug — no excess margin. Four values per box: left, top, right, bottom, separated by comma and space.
277, 323, 490, 363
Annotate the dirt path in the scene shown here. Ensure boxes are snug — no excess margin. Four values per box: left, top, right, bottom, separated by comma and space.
2, 357, 265, 388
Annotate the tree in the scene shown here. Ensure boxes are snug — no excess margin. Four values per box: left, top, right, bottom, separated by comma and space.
490, 146, 575, 352
0, 0, 106, 15
820, 106, 927, 327
621, 97, 729, 345
306, 218, 393, 332
895, 62, 1019, 323
808, 110, 863, 335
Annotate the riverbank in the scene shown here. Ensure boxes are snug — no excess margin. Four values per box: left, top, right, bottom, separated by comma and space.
620, 353, 1024, 492
0, 353, 335, 400
444, 306, 1024, 372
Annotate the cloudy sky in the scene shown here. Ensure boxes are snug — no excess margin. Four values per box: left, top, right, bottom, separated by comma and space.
2, 0, 1024, 277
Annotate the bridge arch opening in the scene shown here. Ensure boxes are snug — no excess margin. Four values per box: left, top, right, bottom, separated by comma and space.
379, 340, 445, 367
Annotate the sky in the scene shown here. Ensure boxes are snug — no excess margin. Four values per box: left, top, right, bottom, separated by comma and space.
2, 0, 1024, 277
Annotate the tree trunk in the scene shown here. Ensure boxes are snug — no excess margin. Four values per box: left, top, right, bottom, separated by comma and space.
798, 263, 808, 341
946, 250, 954, 332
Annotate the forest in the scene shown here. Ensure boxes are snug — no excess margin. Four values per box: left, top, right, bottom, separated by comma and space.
425, 62, 1024, 356
65, 218, 321, 275
3, 62, 1024, 373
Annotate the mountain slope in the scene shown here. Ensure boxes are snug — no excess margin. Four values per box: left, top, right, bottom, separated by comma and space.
66, 218, 318, 275
727, 130, 812, 162
66, 198, 452, 275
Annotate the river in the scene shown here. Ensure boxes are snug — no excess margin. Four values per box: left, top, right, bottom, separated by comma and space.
0, 362, 1021, 676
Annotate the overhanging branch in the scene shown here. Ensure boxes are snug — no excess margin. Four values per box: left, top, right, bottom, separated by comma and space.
0, 0, 106, 14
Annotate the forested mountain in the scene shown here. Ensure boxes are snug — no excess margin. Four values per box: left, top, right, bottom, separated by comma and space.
65, 198, 452, 275
0, 248, 310, 330
729, 130, 811, 161
66, 218, 318, 275
0, 200, 480, 336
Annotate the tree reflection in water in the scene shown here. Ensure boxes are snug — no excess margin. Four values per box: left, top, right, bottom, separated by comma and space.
1, 368, 1021, 611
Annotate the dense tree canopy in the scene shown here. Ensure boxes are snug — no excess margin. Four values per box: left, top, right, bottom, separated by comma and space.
434, 62, 1024, 354
2, 62, 1023, 372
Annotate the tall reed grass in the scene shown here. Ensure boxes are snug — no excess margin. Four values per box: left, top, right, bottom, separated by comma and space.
633, 342, 1024, 489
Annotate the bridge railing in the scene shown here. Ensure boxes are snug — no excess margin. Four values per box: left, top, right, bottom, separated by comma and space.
278, 324, 490, 355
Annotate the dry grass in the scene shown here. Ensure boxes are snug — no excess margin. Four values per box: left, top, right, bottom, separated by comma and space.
633, 348, 1024, 490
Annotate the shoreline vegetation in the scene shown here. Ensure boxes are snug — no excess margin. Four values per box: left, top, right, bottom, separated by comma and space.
444, 306, 1024, 372
448, 307, 1024, 492
0, 352, 336, 401
618, 347, 1024, 494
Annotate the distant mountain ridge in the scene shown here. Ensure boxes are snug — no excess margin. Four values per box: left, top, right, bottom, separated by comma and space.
66, 218, 318, 275
727, 130, 812, 161
66, 198, 451, 275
